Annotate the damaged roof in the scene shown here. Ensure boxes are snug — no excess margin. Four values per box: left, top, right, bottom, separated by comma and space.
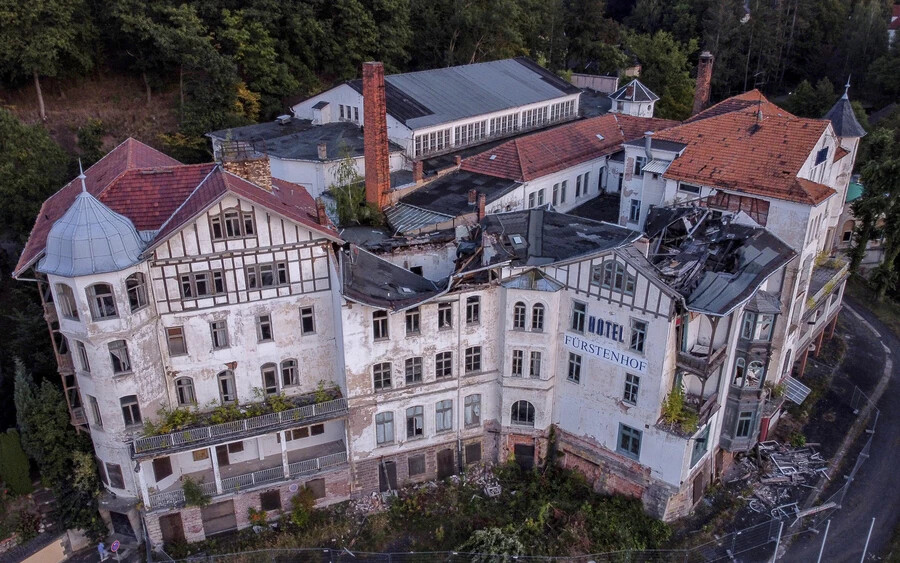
481, 208, 641, 266
609, 79, 659, 103
646, 206, 795, 316
341, 245, 444, 310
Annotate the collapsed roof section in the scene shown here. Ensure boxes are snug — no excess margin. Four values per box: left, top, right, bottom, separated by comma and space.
645, 206, 795, 316
341, 245, 445, 311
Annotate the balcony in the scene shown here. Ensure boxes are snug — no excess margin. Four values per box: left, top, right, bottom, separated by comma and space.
146, 441, 347, 510
658, 391, 719, 438
685, 392, 719, 427
71, 406, 87, 427
132, 397, 349, 458
807, 256, 849, 304
676, 344, 726, 377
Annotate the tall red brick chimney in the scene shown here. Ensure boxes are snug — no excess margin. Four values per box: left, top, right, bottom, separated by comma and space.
692, 51, 714, 116
363, 62, 391, 210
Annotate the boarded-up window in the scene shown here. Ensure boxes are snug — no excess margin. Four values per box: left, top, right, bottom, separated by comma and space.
260, 490, 281, 511
306, 478, 326, 499
192, 449, 210, 462
201, 500, 237, 536
152, 456, 173, 481
408, 454, 426, 476
465, 443, 482, 465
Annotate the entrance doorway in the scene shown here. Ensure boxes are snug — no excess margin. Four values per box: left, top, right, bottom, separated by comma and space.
437, 449, 455, 479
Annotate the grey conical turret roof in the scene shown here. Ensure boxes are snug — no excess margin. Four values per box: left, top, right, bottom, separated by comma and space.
37, 178, 144, 277
824, 80, 866, 138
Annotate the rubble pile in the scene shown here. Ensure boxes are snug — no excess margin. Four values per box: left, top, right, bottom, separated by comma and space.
350, 491, 391, 515
463, 463, 502, 497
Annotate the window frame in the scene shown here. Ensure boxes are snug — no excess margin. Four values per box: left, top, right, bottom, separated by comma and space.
736, 411, 754, 438
210, 320, 229, 349
464, 394, 481, 427
373, 310, 389, 340
437, 302, 453, 330
405, 307, 420, 335
435, 399, 453, 433
435, 351, 453, 379
373, 362, 392, 391
76, 341, 91, 373
531, 303, 545, 331
567, 352, 582, 383
126, 273, 149, 312
87, 283, 118, 320
513, 302, 527, 330
571, 301, 586, 332
281, 359, 298, 387
405, 357, 423, 385
56, 284, 79, 320
256, 314, 274, 342
466, 296, 480, 325
179, 270, 225, 299
623, 373, 640, 405
166, 326, 188, 357
511, 349, 524, 377
261, 363, 279, 395
406, 405, 424, 439
245, 261, 289, 290
529, 351, 542, 378
464, 346, 482, 373
174, 377, 196, 406
375, 412, 394, 445
120, 395, 142, 427
617, 423, 642, 460
209, 208, 256, 241
630, 319, 647, 353
629, 199, 641, 223
218, 370, 237, 404
510, 400, 535, 427
108, 340, 132, 375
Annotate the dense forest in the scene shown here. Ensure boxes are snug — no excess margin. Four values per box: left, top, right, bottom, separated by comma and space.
0, 0, 898, 431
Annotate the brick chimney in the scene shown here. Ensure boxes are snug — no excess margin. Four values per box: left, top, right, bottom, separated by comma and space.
363, 62, 391, 210
692, 51, 714, 116
221, 155, 273, 192
468, 189, 477, 205
315, 197, 333, 228
317, 142, 327, 160
477, 194, 486, 221
413, 160, 424, 183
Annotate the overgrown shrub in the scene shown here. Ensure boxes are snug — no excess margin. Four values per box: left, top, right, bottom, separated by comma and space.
15, 511, 40, 542
288, 487, 316, 528
661, 387, 699, 434
0, 430, 33, 495
183, 477, 210, 507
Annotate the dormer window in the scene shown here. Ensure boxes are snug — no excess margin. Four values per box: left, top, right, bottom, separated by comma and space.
815, 147, 828, 166
591, 262, 636, 295
210, 208, 255, 240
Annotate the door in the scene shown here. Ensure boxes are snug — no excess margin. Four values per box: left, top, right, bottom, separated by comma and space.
201, 500, 237, 536
378, 461, 397, 492
692, 471, 706, 505
514, 444, 535, 470
215, 445, 230, 467
158, 513, 185, 545
109, 511, 135, 538
437, 449, 455, 479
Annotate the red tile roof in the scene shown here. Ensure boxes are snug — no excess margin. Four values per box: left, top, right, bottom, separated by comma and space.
16, 138, 341, 276
833, 146, 850, 162
15, 138, 181, 276
460, 114, 678, 182
656, 92, 836, 205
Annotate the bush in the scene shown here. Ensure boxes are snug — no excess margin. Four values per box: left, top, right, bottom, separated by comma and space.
15, 511, 40, 542
790, 432, 807, 447
183, 477, 210, 507
288, 487, 316, 528
0, 430, 32, 495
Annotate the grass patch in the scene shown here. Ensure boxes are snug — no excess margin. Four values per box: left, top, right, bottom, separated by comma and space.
846, 275, 900, 338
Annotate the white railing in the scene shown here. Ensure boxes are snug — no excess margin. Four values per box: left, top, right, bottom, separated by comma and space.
289, 451, 348, 476
133, 398, 349, 455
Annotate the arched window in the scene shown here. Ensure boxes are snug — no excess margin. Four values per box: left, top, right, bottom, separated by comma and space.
86, 283, 117, 320
174, 377, 196, 406
218, 370, 236, 404
281, 359, 298, 387
513, 302, 526, 330
531, 304, 545, 331
125, 273, 148, 312
747, 361, 764, 386
510, 400, 535, 427
733, 358, 746, 386
261, 363, 279, 395
55, 284, 79, 320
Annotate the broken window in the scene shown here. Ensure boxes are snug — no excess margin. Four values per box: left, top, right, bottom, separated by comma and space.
210, 320, 229, 349
576, 175, 582, 198
617, 424, 642, 460
624, 374, 640, 405
375, 412, 394, 445
179, 271, 225, 298
733, 357, 746, 386
175, 377, 196, 406
406, 406, 424, 439
594, 262, 635, 295
529, 351, 542, 378
513, 302, 526, 329
153, 456, 173, 481
465, 442, 482, 464
256, 314, 274, 342
511, 349, 524, 377
405, 357, 423, 384
630, 319, 647, 353
373, 310, 389, 340
571, 301, 586, 332
218, 370, 237, 403
373, 362, 392, 391
87, 283, 117, 320
466, 296, 480, 324
437, 303, 452, 329
560, 180, 567, 203
126, 273, 148, 312
405, 307, 420, 335
76, 341, 91, 373
281, 359, 298, 386
634, 156, 646, 176
629, 199, 641, 223
435, 400, 452, 432
510, 400, 535, 426
120, 395, 142, 427
464, 394, 481, 427
532, 304, 545, 331
298, 306, 315, 335
691, 424, 710, 467
108, 340, 131, 374
246, 261, 289, 289
261, 363, 279, 395
435, 351, 452, 379
567, 353, 582, 383
210, 208, 255, 240
552, 183, 560, 206
56, 284, 79, 320
88, 395, 103, 428
166, 326, 187, 356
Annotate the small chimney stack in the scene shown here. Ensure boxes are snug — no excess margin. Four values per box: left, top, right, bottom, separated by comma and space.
363, 61, 391, 211
692, 51, 714, 116
644, 131, 654, 160
468, 189, 477, 205
221, 154, 273, 192
477, 194, 486, 221
317, 142, 327, 160
454, 155, 462, 167
315, 198, 332, 228
413, 160, 424, 183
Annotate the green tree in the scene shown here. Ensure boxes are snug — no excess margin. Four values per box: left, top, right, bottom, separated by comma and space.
0, 0, 94, 120
783, 78, 835, 118
626, 31, 698, 120
564, 0, 626, 74
867, 46, 900, 104
0, 429, 33, 495
362, 0, 412, 73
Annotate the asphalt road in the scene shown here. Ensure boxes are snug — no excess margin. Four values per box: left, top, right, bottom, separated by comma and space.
783, 296, 900, 562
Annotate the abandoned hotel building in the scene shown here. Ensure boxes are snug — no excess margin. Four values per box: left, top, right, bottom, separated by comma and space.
13, 55, 864, 548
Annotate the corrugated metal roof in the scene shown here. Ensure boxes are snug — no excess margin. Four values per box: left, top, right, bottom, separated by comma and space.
785, 376, 812, 404
385, 203, 454, 234
641, 159, 671, 175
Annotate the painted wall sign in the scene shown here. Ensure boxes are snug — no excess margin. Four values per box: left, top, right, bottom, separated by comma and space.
587, 315, 625, 342
564, 332, 648, 374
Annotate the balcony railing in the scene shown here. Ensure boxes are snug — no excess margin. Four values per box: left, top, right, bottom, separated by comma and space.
71, 406, 87, 427
146, 451, 348, 510
132, 398, 349, 457
676, 345, 726, 376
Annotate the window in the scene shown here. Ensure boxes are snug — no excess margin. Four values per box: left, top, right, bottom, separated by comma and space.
679, 183, 701, 195
465, 394, 481, 427
408, 454, 425, 476
489, 113, 518, 135
465, 347, 482, 373
88, 395, 102, 428
736, 411, 754, 437
465, 442, 482, 464
629, 199, 641, 223
410, 266, 423, 276
560, 180, 567, 203
56, 284, 79, 320
120, 395, 141, 427
218, 370, 237, 403
373, 362, 392, 390
76, 341, 91, 373
623, 374, 640, 405
691, 424, 710, 467
513, 302, 526, 329
593, 262, 635, 295
256, 314, 274, 342
87, 284, 117, 320
246, 262, 289, 289
531, 304, 545, 331
153, 456, 173, 481
435, 352, 452, 379
511, 349, 524, 377
742, 312, 774, 341
108, 340, 131, 374
373, 310, 389, 340
466, 296, 480, 324
438, 303, 452, 329
528, 192, 536, 208
106, 463, 125, 489
405, 307, 420, 335
261, 364, 279, 395
576, 175, 582, 198
733, 357, 746, 386
260, 490, 281, 511
299, 306, 316, 335
375, 412, 394, 445
354, 107, 359, 122
815, 147, 828, 165
435, 400, 453, 432
413, 128, 451, 156
454, 120, 487, 146
179, 271, 225, 298
166, 327, 187, 356
842, 230, 852, 243
537, 189, 545, 206
529, 351, 542, 378
552, 183, 560, 206
405, 357, 423, 384
310, 423, 324, 436
571, 301, 586, 332
747, 361, 764, 386
227, 441, 244, 453
567, 353, 582, 383
630, 320, 647, 353
125, 273, 148, 312
281, 359, 298, 386
175, 377, 196, 406
210, 209, 255, 240
584, 172, 590, 195
210, 320, 229, 349
618, 424, 642, 460
634, 156, 646, 176
511, 400, 535, 426
406, 406, 424, 438
741, 312, 755, 340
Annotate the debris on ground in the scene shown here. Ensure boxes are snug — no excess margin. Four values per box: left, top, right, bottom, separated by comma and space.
350, 491, 390, 515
